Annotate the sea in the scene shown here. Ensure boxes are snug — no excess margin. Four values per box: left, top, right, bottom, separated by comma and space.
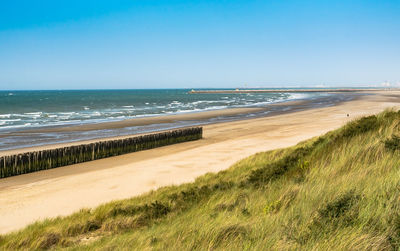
0, 89, 354, 151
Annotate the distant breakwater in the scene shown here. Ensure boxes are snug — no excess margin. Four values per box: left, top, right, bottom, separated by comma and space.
188, 88, 385, 94
0, 127, 202, 179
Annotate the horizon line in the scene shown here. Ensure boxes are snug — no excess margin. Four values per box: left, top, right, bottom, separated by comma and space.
0, 86, 394, 92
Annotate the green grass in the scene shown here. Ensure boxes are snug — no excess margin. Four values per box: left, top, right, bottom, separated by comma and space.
1, 110, 400, 250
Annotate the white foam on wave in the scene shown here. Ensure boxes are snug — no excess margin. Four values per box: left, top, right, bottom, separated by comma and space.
153, 105, 167, 109
103, 111, 124, 116
1, 119, 21, 122
14, 114, 37, 118
58, 116, 71, 120
288, 93, 310, 100
0, 124, 32, 130
191, 100, 223, 105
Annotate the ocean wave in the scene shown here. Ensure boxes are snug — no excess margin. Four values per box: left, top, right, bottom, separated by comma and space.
288, 93, 309, 100
0, 119, 22, 122
13, 114, 38, 118
57, 116, 71, 120
191, 100, 224, 105
0, 123, 35, 130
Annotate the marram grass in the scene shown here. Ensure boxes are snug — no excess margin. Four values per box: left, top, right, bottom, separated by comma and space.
1, 110, 400, 250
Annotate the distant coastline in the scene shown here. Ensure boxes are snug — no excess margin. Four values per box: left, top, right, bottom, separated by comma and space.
189, 87, 393, 94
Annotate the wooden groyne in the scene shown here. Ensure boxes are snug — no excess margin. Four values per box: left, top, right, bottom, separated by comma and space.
0, 127, 202, 179
189, 88, 385, 94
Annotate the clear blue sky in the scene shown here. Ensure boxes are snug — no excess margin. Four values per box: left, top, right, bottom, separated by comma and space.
0, 0, 399, 90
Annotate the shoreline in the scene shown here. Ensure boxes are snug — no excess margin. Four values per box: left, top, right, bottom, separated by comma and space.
0, 90, 399, 234
0, 92, 359, 154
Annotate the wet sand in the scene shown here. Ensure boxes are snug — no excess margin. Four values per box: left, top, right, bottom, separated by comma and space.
0, 91, 399, 234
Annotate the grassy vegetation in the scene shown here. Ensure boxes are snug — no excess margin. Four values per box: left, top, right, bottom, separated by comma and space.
1, 110, 400, 250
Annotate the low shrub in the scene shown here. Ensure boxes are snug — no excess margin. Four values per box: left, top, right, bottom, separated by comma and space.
316, 191, 360, 220
338, 115, 378, 139
212, 225, 248, 248
246, 146, 314, 187
38, 232, 61, 250
385, 135, 400, 152
307, 191, 361, 237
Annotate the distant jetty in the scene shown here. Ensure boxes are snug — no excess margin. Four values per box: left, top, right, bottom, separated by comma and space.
189, 88, 386, 94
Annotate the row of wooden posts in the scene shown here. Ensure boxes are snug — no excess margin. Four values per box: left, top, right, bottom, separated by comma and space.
0, 127, 202, 179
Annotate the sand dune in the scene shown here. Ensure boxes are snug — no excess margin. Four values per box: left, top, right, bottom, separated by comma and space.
0, 91, 399, 234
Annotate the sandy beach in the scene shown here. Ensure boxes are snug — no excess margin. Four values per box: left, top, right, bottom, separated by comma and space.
0, 91, 399, 234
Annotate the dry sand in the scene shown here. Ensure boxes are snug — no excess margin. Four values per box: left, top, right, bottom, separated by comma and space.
0, 91, 399, 234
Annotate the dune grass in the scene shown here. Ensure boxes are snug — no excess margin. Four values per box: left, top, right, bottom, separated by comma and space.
1, 110, 400, 250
